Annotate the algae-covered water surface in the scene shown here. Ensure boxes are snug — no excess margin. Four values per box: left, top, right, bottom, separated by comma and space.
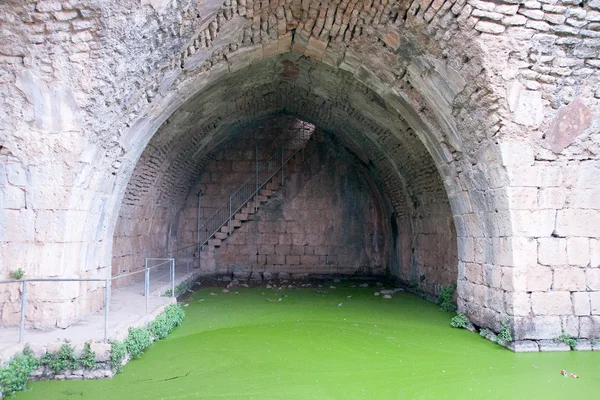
15, 282, 600, 399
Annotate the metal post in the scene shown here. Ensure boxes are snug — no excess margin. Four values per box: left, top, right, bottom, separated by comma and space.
186, 247, 190, 274
19, 280, 26, 343
104, 279, 110, 342
228, 196, 232, 235
255, 145, 259, 192
145, 266, 150, 314
281, 144, 284, 185
171, 259, 175, 298
197, 191, 202, 259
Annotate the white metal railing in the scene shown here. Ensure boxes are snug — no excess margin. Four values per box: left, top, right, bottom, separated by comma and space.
168, 124, 314, 263
197, 131, 312, 250
0, 257, 175, 344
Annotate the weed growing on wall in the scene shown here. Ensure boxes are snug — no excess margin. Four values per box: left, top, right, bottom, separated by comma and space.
438, 284, 457, 312
450, 312, 469, 328
497, 320, 512, 345
79, 342, 97, 370
554, 330, 577, 349
8, 268, 25, 280
0, 347, 38, 396
110, 341, 127, 373
125, 327, 153, 358
40, 342, 79, 372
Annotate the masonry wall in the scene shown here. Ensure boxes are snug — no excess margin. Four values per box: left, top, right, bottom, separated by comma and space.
179, 134, 390, 278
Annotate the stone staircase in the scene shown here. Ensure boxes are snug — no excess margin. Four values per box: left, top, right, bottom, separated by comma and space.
199, 134, 319, 271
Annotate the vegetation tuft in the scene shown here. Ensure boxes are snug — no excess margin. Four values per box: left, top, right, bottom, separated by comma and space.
497, 320, 512, 345
0, 347, 38, 396
554, 330, 577, 349
438, 284, 457, 312
8, 268, 25, 280
450, 312, 469, 329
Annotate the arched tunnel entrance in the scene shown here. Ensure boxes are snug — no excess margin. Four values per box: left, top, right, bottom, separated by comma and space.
112, 54, 458, 301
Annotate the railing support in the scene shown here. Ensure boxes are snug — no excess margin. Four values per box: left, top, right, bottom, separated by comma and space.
145, 265, 150, 314
19, 280, 26, 343
197, 191, 202, 261
228, 197, 232, 235
281, 144, 284, 185
104, 279, 110, 342
171, 259, 175, 298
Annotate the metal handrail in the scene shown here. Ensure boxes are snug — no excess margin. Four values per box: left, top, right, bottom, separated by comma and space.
195, 128, 313, 252
0, 257, 177, 345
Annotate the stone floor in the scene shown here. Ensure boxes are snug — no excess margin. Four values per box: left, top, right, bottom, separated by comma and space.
0, 267, 200, 364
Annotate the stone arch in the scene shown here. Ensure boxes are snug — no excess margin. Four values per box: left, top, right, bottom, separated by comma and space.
103, 44, 511, 335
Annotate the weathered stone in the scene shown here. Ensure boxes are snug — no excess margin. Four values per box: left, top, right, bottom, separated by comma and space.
545, 98, 592, 153
509, 340, 539, 352
531, 292, 571, 315
538, 339, 571, 351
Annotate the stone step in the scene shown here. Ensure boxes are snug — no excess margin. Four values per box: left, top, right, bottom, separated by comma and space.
214, 232, 227, 240
234, 213, 248, 221
242, 206, 255, 215
232, 219, 241, 228
256, 195, 267, 202
208, 238, 221, 247
259, 189, 272, 197
201, 245, 214, 252
266, 182, 280, 191
220, 225, 230, 234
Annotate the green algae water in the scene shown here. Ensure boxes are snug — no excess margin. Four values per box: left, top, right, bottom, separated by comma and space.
14, 283, 600, 399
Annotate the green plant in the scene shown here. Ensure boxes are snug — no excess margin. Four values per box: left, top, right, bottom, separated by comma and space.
8, 268, 25, 280
554, 330, 577, 349
79, 342, 97, 370
0, 347, 38, 396
497, 320, 512, 345
480, 328, 489, 337
149, 304, 185, 340
110, 341, 127, 373
419, 274, 426, 282
124, 327, 153, 358
165, 283, 186, 297
40, 342, 79, 372
450, 312, 469, 329
591, 339, 598, 346
438, 284, 457, 312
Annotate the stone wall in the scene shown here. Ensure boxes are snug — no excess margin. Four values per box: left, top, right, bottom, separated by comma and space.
0, 0, 598, 343
182, 132, 391, 278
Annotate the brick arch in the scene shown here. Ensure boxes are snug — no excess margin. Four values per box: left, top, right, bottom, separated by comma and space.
108, 51, 510, 335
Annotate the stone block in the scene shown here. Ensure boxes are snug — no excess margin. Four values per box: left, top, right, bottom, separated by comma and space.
464, 262, 483, 284
567, 237, 590, 266
537, 187, 567, 209
286, 255, 300, 265
301, 255, 318, 265
579, 316, 600, 338
526, 266, 553, 291
591, 239, 600, 268
538, 238, 566, 266
538, 340, 571, 351
556, 209, 600, 237
91, 343, 111, 362
274, 245, 291, 255
553, 267, 586, 291
587, 269, 600, 290
506, 291, 531, 316
515, 315, 562, 340
267, 254, 285, 265
483, 263, 502, 288
591, 292, 600, 315
573, 292, 591, 316
531, 291, 571, 315
501, 267, 527, 292
574, 339, 593, 351
509, 340, 539, 352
